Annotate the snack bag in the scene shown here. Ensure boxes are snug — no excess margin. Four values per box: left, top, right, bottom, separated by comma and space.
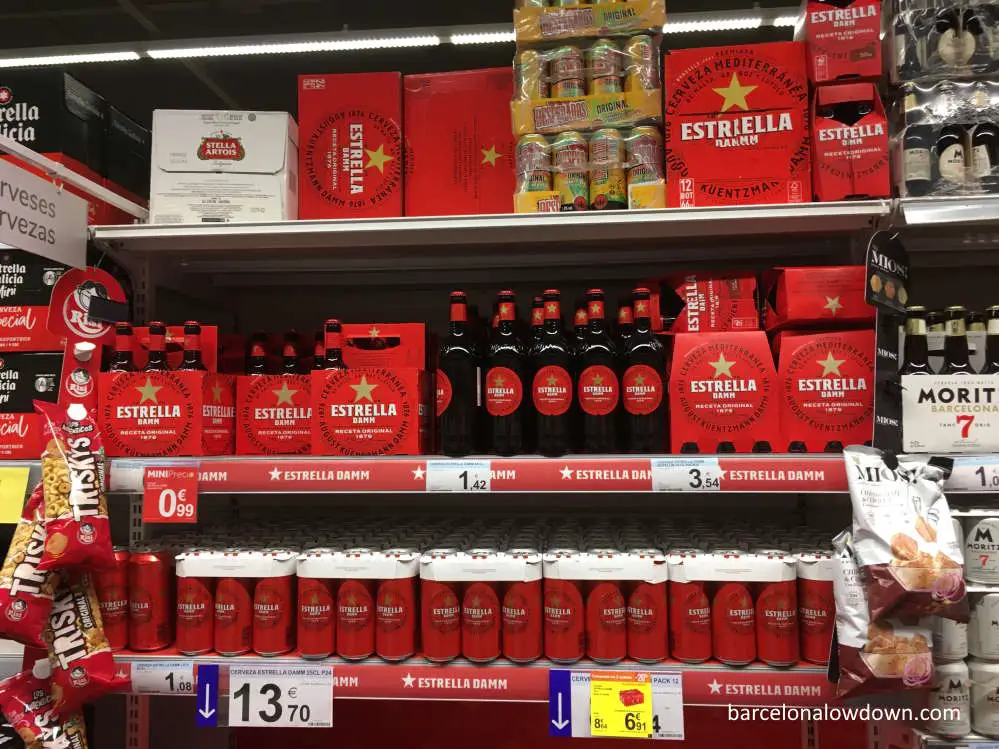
0, 487, 58, 647
33, 402, 112, 572
44, 571, 114, 714
0, 662, 86, 749
833, 529, 934, 698
845, 446, 967, 622
0, 711, 27, 749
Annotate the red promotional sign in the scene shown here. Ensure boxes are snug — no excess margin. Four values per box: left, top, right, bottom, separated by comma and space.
143, 466, 198, 523
46, 267, 125, 345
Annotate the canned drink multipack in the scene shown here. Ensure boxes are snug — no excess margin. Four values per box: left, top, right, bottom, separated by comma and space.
795, 551, 835, 665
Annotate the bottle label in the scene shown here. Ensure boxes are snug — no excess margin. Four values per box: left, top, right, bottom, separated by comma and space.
578, 364, 619, 416
903, 148, 931, 182
185, 334, 201, 351
622, 364, 663, 415
282, 343, 296, 358
939, 143, 967, 184
450, 302, 468, 323
436, 371, 453, 417
532, 365, 572, 416
938, 28, 976, 67
250, 342, 267, 357
973, 143, 993, 178
485, 366, 523, 417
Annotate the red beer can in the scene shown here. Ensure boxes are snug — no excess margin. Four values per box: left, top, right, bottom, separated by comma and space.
128, 547, 174, 651
543, 549, 585, 664
376, 549, 419, 662
669, 579, 711, 663
215, 574, 254, 656
756, 578, 799, 667
175, 567, 214, 656
713, 580, 756, 665
297, 549, 338, 659
502, 550, 543, 663
422, 577, 462, 663
626, 549, 669, 663
253, 551, 296, 656
463, 579, 502, 663
338, 577, 376, 660
93, 547, 129, 651
586, 575, 627, 664
797, 552, 835, 665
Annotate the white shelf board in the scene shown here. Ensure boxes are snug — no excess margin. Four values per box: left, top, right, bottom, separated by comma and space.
900, 195, 999, 226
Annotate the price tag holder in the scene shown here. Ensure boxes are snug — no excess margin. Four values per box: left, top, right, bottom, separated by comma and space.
651, 458, 723, 493
228, 665, 333, 728
132, 660, 195, 695
143, 466, 198, 523
427, 459, 491, 492
948, 457, 999, 493
558, 670, 684, 740
0, 467, 30, 524
590, 671, 653, 738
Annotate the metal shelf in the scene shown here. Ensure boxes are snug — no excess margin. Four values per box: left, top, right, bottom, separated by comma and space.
912, 728, 999, 748
900, 195, 999, 227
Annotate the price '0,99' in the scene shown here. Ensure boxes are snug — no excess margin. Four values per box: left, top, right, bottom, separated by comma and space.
142, 466, 199, 524
159, 489, 195, 519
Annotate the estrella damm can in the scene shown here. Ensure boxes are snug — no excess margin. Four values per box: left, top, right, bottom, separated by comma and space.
516, 49, 549, 100
625, 35, 659, 92
587, 39, 622, 95
589, 128, 626, 210
552, 131, 589, 212
626, 126, 664, 186
549, 46, 586, 99
516, 134, 553, 193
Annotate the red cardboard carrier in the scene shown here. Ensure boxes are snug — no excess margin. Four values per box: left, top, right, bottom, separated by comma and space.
764, 266, 874, 330
648, 272, 759, 333
236, 374, 312, 456
803, 0, 882, 85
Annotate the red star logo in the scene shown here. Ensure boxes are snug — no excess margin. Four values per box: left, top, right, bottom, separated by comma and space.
0, 89, 12, 104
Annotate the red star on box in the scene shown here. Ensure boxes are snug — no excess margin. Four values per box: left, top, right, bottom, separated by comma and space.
0, 88, 12, 104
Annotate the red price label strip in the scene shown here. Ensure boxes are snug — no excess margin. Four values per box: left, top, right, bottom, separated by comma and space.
143, 466, 199, 524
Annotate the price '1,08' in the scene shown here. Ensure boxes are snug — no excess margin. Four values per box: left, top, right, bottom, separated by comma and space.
158, 489, 195, 519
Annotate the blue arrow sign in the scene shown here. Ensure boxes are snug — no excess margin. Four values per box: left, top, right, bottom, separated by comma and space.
548, 669, 572, 737
196, 664, 219, 727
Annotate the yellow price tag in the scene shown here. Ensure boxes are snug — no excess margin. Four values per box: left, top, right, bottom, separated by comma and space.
590, 671, 653, 738
0, 467, 30, 524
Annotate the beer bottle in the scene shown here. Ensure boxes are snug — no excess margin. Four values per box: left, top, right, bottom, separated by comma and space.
622, 288, 666, 452
323, 319, 346, 370
143, 322, 169, 372
972, 122, 999, 193
247, 331, 269, 375
177, 321, 207, 371
900, 306, 934, 375
964, 8, 993, 68
109, 322, 136, 373
941, 305, 976, 374
928, 310, 945, 333
902, 85, 934, 197
894, 10, 922, 79
312, 331, 326, 371
486, 290, 527, 456
578, 288, 619, 453
927, 8, 969, 70
438, 291, 479, 458
982, 306, 999, 374
280, 330, 300, 375
531, 296, 545, 344
530, 289, 574, 457
616, 296, 635, 347
937, 123, 968, 190
970, 311, 987, 333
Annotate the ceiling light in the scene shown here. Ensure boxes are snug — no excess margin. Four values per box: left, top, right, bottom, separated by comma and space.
450, 30, 516, 45
0, 51, 140, 68
664, 17, 763, 33
147, 35, 440, 59
773, 14, 800, 26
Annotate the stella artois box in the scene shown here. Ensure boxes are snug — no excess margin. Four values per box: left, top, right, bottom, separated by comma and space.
298, 73, 403, 219
514, 0, 665, 42
0, 248, 66, 351
99, 372, 235, 457
647, 272, 759, 333
812, 83, 890, 202
903, 376, 999, 454
149, 109, 299, 224
404, 69, 514, 217
665, 42, 811, 207
341, 324, 427, 369
236, 375, 311, 455
802, 0, 882, 85
0, 352, 61, 459
311, 368, 431, 456
669, 331, 780, 453
775, 329, 875, 452
132, 325, 219, 372
764, 266, 874, 330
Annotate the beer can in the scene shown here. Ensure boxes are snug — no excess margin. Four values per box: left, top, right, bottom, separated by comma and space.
589, 128, 627, 210
712, 581, 756, 665
516, 49, 549, 100
297, 576, 336, 659
755, 579, 799, 667
463, 580, 502, 663
929, 661, 972, 739
796, 552, 835, 665
626, 127, 664, 187
503, 578, 543, 663
93, 547, 129, 652
338, 578, 376, 660
587, 39, 622, 95
552, 131, 589, 211
970, 592, 999, 659
376, 576, 417, 662
516, 134, 552, 194
253, 574, 295, 657
669, 580, 711, 662
625, 35, 659, 92
626, 579, 668, 663
422, 579, 462, 663
549, 46, 586, 99
545, 577, 585, 663
965, 515, 999, 584
128, 547, 174, 652
934, 616, 969, 662
215, 576, 253, 656
971, 658, 999, 738
176, 576, 214, 656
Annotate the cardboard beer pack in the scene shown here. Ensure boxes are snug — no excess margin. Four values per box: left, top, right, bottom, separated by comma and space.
0, 249, 67, 351
0, 352, 62, 459
775, 329, 875, 452
764, 266, 874, 330
298, 73, 403, 219
665, 42, 811, 207
647, 272, 759, 333
237, 374, 312, 455
404, 69, 515, 216
669, 331, 780, 453
131, 325, 219, 373
801, 0, 882, 85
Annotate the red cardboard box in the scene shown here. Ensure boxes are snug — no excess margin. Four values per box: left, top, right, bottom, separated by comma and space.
812, 83, 890, 202
99, 371, 235, 457
776, 329, 875, 452
764, 266, 874, 330
669, 331, 779, 453
298, 72, 403, 219
236, 374, 312, 455
0, 352, 61, 459
0, 248, 67, 351
404, 68, 515, 216
342, 324, 427, 369
665, 42, 811, 207
648, 272, 759, 333
803, 0, 882, 85
311, 368, 431, 456
132, 325, 219, 372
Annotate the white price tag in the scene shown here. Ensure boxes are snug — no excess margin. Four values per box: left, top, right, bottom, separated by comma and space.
131, 661, 195, 695
948, 457, 999, 493
228, 665, 333, 728
651, 458, 722, 492
567, 671, 685, 740
427, 459, 491, 492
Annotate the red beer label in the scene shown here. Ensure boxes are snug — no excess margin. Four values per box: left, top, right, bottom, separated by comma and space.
237, 374, 312, 455
717, 583, 755, 633
485, 367, 523, 417
463, 583, 499, 633
338, 581, 374, 629
428, 588, 460, 633
376, 586, 408, 631
682, 585, 711, 633
100, 372, 197, 457
253, 580, 286, 628
544, 584, 581, 632
622, 365, 663, 415
627, 587, 659, 633
299, 581, 334, 630
98, 588, 128, 626
314, 369, 416, 456
592, 583, 626, 631
130, 591, 153, 623
757, 582, 797, 636
799, 582, 834, 635
782, 336, 873, 434
502, 588, 532, 632
177, 581, 210, 627
676, 340, 772, 432
579, 365, 619, 416
532, 365, 572, 416
436, 371, 452, 417
805, 0, 882, 83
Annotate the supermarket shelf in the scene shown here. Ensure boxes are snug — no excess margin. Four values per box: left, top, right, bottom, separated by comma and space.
900, 195, 999, 226
112, 651, 832, 705
912, 728, 998, 748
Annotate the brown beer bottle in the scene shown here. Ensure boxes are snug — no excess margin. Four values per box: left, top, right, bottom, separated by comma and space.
438, 293, 479, 457
312, 331, 326, 371
941, 306, 976, 375
281, 330, 300, 375
622, 288, 666, 452
247, 331, 269, 375
323, 319, 347, 370
143, 322, 169, 372
177, 321, 208, 371
486, 290, 527, 456
530, 289, 574, 457
109, 323, 136, 372
531, 296, 545, 344
900, 306, 934, 376
578, 289, 619, 453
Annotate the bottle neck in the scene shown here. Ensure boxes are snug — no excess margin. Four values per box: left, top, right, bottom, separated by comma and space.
325, 330, 344, 366
498, 300, 516, 334
618, 307, 634, 329
945, 324, 970, 366
587, 298, 606, 334
634, 315, 652, 334
543, 300, 561, 332
147, 333, 167, 368
112, 333, 134, 368
450, 300, 468, 336
904, 329, 929, 365
182, 330, 203, 368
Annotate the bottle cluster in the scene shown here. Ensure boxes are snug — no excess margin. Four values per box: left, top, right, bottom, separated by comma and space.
893, 1, 999, 83
900, 305, 999, 375
108, 321, 208, 372
438, 288, 666, 457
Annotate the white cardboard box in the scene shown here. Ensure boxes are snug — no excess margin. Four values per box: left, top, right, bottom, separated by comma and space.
149, 110, 298, 224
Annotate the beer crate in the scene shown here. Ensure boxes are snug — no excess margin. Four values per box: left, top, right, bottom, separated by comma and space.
645, 272, 759, 333
764, 266, 874, 330
236, 374, 312, 456
800, 0, 882, 85
513, 0, 665, 43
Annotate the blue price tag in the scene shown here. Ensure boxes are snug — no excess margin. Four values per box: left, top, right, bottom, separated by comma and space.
549, 669, 572, 737
196, 664, 219, 727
